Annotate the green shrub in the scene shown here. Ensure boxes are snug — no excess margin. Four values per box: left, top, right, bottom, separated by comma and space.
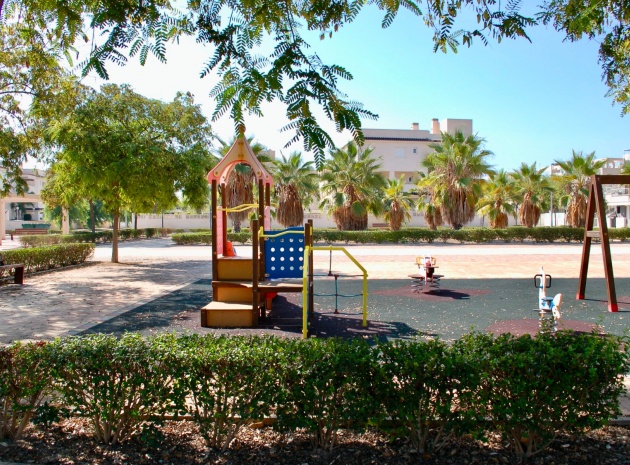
171, 232, 213, 245
374, 338, 470, 453
277, 338, 378, 451
49, 334, 178, 444
0, 341, 52, 440
171, 335, 283, 451
454, 331, 629, 459
1, 243, 94, 275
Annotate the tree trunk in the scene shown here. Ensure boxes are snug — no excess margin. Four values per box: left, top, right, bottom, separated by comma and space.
134, 213, 138, 230
112, 210, 119, 263
89, 199, 96, 243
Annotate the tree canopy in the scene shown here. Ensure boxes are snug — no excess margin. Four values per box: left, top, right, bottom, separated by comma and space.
2, 0, 628, 178
45, 83, 215, 262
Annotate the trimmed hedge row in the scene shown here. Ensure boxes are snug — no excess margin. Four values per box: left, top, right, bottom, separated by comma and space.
170, 226, 630, 245
171, 230, 251, 245
0, 243, 95, 275
1, 332, 627, 459
19, 228, 173, 247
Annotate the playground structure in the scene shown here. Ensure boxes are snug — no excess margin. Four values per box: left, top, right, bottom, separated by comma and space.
409, 255, 441, 292
200, 134, 368, 337
534, 267, 563, 332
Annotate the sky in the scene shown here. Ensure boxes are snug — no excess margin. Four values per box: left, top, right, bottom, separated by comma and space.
79, 5, 630, 172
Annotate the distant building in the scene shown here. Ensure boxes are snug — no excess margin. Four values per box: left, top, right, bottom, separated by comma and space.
360, 119, 473, 192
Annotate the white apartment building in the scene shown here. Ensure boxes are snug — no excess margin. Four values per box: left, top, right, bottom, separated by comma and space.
362, 119, 473, 193
0, 167, 46, 242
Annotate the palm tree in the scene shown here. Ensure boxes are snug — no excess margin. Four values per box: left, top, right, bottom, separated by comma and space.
272, 152, 319, 227
382, 176, 415, 230
214, 136, 270, 232
476, 170, 515, 228
510, 162, 550, 228
319, 142, 387, 231
422, 131, 495, 230
554, 150, 606, 227
416, 174, 444, 230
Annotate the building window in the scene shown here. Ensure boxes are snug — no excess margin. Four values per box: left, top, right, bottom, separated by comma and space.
408, 176, 412, 182
413, 148, 417, 154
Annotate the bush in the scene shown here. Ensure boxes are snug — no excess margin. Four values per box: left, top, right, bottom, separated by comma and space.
48, 334, 178, 444
171, 232, 213, 245
171, 335, 284, 451
276, 338, 378, 451
373, 338, 467, 453
0, 342, 52, 440
453, 331, 629, 459
0, 243, 94, 275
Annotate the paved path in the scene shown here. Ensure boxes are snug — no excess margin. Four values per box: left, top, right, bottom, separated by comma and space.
3, 237, 630, 343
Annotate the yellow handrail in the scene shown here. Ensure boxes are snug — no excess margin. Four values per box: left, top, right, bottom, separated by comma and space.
218, 203, 259, 213
259, 226, 305, 239
301, 245, 368, 338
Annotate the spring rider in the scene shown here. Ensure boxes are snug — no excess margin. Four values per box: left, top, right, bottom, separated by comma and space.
534, 266, 562, 332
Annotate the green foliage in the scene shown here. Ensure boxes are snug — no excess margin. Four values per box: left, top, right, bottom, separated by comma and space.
171, 232, 213, 245
373, 339, 468, 453
422, 131, 495, 230
46, 83, 215, 263
19, 229, 173, 248
318, 142, 387, 230
453, 331, 629, 458
276, 338, 377, 450
171, 335, 284, 451
0, 341, 52, 440
308, 226, 594, 245
48, 334, 178, 444
1, 332, 628, 457
0, 243, 94, 275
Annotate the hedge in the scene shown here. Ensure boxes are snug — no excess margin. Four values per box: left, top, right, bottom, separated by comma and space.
168, 226, 630, 246
0, 243, 95, 275
171, 230, 251, 245
1, 332, 627, 459
19, 228, 173, 247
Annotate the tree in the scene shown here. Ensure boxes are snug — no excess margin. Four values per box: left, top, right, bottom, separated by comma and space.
214, 136, 270, 232
382, 176, 415, 230
422, 131, 495, 230
47, 83, 215, 262
319, 142, 387, 231
510, 162, 551, 228
554, 150, 606, 228
272, 152, 319, 228
4, 0, 629, 178
476, 170, 515, 229
0, 1, 82, 194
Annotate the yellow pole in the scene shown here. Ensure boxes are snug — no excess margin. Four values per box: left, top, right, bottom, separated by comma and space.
302, 245, 310, 338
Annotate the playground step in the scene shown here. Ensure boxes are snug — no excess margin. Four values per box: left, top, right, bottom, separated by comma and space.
217, 257, 253, 280
201, 301, 258, 328
213, 279, 304, 293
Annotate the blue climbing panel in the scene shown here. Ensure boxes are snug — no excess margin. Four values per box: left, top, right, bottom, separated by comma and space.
264, 227, 305, 279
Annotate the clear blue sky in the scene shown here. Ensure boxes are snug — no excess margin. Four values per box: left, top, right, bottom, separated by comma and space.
84, 6, 629, 172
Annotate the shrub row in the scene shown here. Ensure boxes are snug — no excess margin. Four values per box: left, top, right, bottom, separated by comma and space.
311, 226, 594, 244
171, 230, 251, 245
1, 333, 627, 459
19, 228, 173, 247
170, 226, 604, 245
0, 243, 95, 275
